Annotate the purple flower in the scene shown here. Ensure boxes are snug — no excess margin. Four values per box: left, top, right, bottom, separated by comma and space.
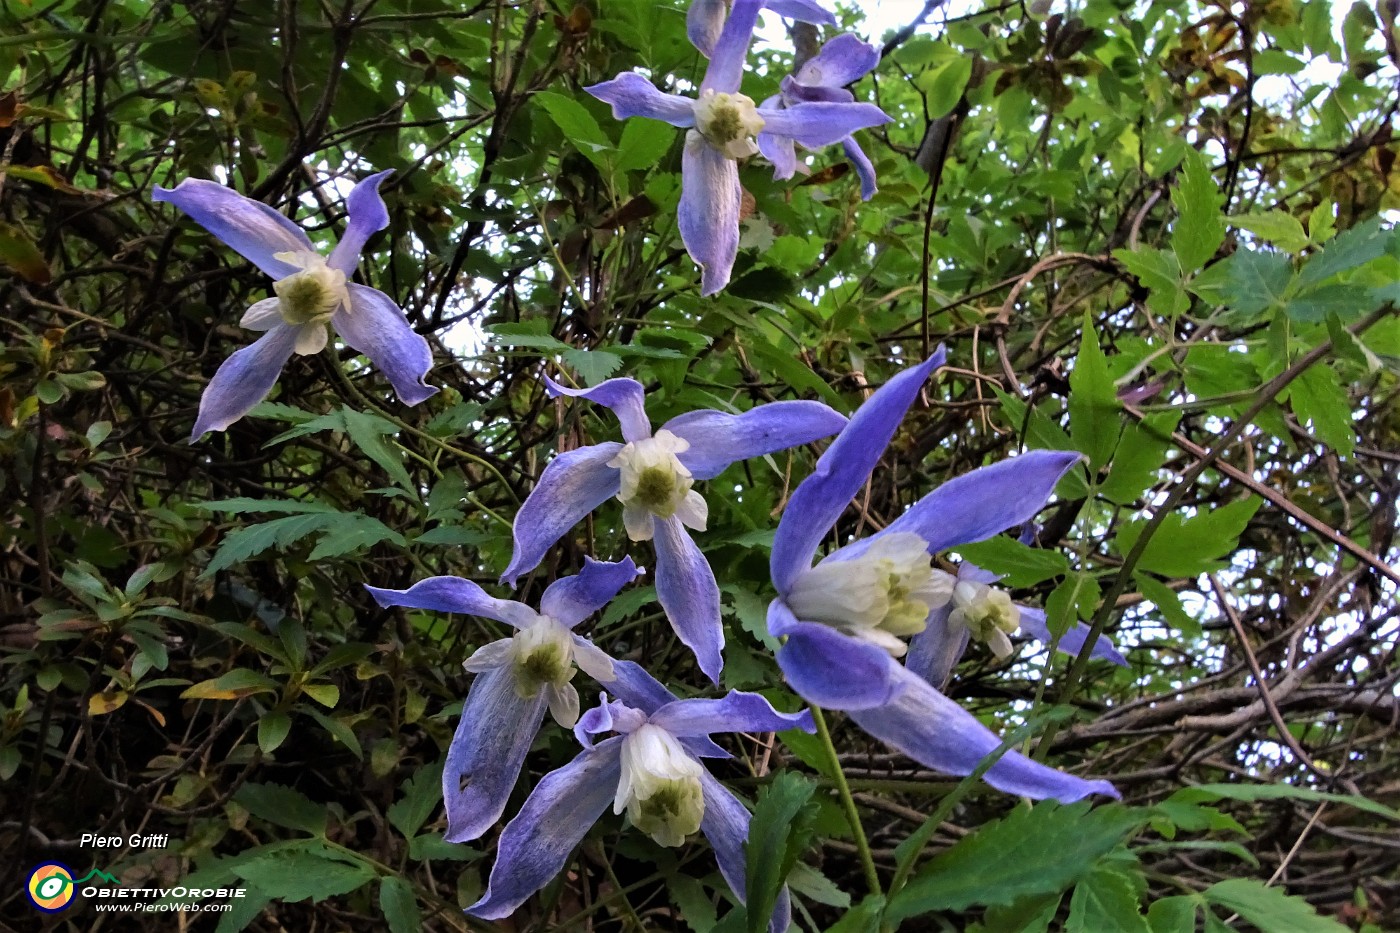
468, 660, 814, 933
686, 0, 836, 58
758, 33, 883, 199
585, 0, 891, 294
906, 562, 1129, 692
153, 171, 437, 439
365, 557, 641, 843
501, 374, 847, 684
766, 352, 1118, 802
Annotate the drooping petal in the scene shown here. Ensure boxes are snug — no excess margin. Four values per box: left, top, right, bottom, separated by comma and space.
501, 443, 624, 586
189, 324, 301, 440
650, 691, 815, 737
686, 0, 727, 56
757, 128, 800, 180
328, 169, 393, 276
333, 284, 437, 405
364, 576, 539, 629
794, 33, 880, 88
663, 401, 847, 480
153, 178, 313, 279
699, 770, 793, 933
606, 662, 729, 758
764, 0, 837, 29
1018, 607, 1128, 667
292, 322, 328, 355
770, 350, 946, 595
542, 374, 652, 444
653, 515, 724, 684
761, 101, 892, 148
700, 0, 763, 94
540, 556, 644, 628
678, 132, 743, 297
834, 450, 1083, 567
847, 662, 1118, 802
843, 135, 878, 200
903, 603, 963, 691
443, 664, 549, 842
572, 635, 618, 683
468, 737, 625, 920
769, 601, 901, 711
585, 73, 697, 127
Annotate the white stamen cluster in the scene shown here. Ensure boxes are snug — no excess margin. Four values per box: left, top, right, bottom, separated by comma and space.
615, 723, 705, 847
240, 251, 349, 355
608, 430, 708, 541
949, 580, 1021, 659
785, 532, 955, 656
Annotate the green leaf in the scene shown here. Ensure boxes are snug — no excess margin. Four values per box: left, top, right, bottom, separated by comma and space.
1068, 314, 1121, 471
670, 874, 718, 933
535, 90, 613, 168
954, 537, 1070, 588
0, 221, 51, 284
615, 115, 675, 172
1204, 879, 1350, 933
233, 846, 375, 902
1227, 248, 1294, 318
1295, 216, 1391, 290
379, 876, 422, 933
1170, 783, 1400, 822
1229, 210, 1309, 253
182, 668, 278, 700
1115, 497, 1261, 578
886, 803, 1144, 921
388, 761, 444, 838
306, 513, 406, 560
1133, 574, 1200, 639
787, 862, 850, 908
235, 782, 327, 835
198, 498, 340, 515
1146, 895, 1199, 933
919, 54, 973, 119
201, 513, 340, 577
825, 895, 886, 933
258, 711, 292, 754
1288, 364, 1355, 456
745, 772, 817, 933
1113, 248, 1187, 317
1171, 149, 1224, 272
1100, 417, 1173, 506
562, 347, 624, 385
1044, 570, 1100, 637
339, 407, 416, 493
1066, 867, 1150, 933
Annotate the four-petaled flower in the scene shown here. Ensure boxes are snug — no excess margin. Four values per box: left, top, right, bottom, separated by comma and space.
586, 0, 891, 294
907, 561, 1129, 691
365, 557, 641, 843
502, 374, 847, 683
154, 171, 437, 440
766, 352, 1118, 802
468, 660, 813, 933
758, 33, 883, 200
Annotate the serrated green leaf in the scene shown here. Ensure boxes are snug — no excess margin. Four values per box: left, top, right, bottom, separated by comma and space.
201, 514, 341, 577
1226, 249, 1293, 317
1288, 364, 1355, 456
1296, 216, 1391, 290
1147, 895, 1200, 933
954, 537, 1070, 588
235, 782, 327, 835
787, 862, 850, 908
388, 761, 444, 838
1067, 867, 1151, 933
1069, 315, 1121, 471
886, 802, 1143, 921
562, 347, 623, 385
306, 513, 406, 560
340, 407, 415, 493
1204, 878, 1349, 933
1171, 149, 1224, 271
198, 498, 341, 515
535, 90, 613, 169
1133, 574, 1200, 639
233, 846, 374, 902
670, 874, 719, 933
616, 115, 675, 172
1115, 498, 1261, 578
1171, 783, 1400, 822
826, 895, 886, 933
1100, 418, 1173, 505
920, 54, 973, 119
1229, 210, 1309, 253
1113, 248, 1188, 317
746, 772, 817, 933
379, 876, 422, 933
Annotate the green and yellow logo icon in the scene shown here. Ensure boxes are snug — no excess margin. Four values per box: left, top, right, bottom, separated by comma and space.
26, 862, 76, 912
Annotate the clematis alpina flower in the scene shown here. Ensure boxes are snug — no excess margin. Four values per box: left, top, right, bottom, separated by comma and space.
758, 33, 883, 199
586, 0, 891, 294
906, 562, 1129, 692
365, 557, 641, 843
502, 374, 847, 684
767, 352, 1118, 802
468, 660, 813, 932
686, 0, 836, 57
153, 171, 437, 440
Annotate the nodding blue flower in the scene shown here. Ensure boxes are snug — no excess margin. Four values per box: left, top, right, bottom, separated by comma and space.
906, 562, 1129, 692
766, 352, 1118, 802
758, 33, 883, 199
586, 0, 891, 294
468, 660, 814, 933
365, 557, 642, 843
501, 374, 847, 684
153, 171, 437, 440
686, 0, 836, 58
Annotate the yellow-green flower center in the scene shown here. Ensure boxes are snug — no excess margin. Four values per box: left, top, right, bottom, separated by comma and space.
271, 251, 348, 326
693, 90, 765, 159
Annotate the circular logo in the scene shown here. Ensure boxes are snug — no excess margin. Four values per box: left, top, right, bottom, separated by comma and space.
27, 862, 76, 912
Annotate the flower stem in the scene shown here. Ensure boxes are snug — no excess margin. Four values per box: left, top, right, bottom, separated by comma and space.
810, 705, 882, 897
